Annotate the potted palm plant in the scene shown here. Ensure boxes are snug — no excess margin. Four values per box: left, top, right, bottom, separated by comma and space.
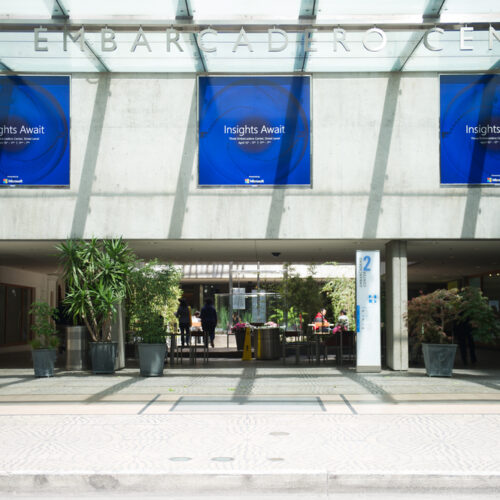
407, 289, 460, 377
29, 301, 60, 377
127, 261, 181, 376
57, 238, 136, 374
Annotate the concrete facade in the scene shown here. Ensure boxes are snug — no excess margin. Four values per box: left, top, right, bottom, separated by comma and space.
0, 72, 497, 242
1, 71, 499, 368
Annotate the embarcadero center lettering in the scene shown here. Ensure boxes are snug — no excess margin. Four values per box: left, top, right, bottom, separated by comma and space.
31, 25, 500, 54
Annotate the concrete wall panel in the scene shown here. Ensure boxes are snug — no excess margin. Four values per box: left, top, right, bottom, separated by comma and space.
0, 73, 499, 241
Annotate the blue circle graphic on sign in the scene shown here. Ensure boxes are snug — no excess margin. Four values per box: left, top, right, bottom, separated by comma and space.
199, 76, 310, 186
0, 75, 70, 187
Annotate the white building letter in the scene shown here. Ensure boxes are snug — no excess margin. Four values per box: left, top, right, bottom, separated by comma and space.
101, 28, 117, 52
131, 27, 152, 52
198, 28, 218, 53
64, 27, 85, 52
423, 27, 444, 51
232, 28, 253, 53
460, 27, 474, 51
363, 28, 387, 52
34, 27, 48, 52
333, 28, 350, 52
166, 28, 184, 52
489, 26, 500, 50
268, 28, 288, 52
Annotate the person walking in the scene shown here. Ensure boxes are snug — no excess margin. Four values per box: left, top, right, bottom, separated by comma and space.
201, 298, 218, 348
175, 299, 192, 347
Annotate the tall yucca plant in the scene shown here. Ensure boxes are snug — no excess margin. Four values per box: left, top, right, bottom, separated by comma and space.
57, 238, 137, 342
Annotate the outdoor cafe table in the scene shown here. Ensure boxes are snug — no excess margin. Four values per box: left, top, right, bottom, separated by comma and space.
310, 329, 333, 364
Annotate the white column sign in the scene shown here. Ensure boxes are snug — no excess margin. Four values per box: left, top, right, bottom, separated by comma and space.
232, 288, 246, 310
251, 290, 266, 323
356, 250, 381, 372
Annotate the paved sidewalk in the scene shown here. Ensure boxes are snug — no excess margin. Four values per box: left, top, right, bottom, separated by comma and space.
0, 363, 499, 497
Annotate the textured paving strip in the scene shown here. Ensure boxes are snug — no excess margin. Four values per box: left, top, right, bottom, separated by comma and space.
0, 366, 499, 495
0, 413, 499, 480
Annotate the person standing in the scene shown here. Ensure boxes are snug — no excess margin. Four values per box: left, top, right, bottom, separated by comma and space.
201, 298, 218, 348
454, 317, 477, 367
175, 299, 192, 347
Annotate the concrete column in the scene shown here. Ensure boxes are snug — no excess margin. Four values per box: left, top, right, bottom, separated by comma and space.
385, 240, 408, 371
46, 275, 58, 308
111, 303, 125, 370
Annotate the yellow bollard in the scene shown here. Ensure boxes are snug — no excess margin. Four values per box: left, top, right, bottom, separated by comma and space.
241, 326, 252, 361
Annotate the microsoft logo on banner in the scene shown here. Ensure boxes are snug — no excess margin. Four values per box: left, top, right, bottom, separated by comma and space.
2, 179, 8, 184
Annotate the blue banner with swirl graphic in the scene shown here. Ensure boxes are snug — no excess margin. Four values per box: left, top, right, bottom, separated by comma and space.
440, 75, 500, 185
198, 76, 310, 186
0, 75, 70, 187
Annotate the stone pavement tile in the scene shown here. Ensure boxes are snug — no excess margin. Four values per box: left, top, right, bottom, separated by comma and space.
343, 394, 385, 402
0, 403, 146, 415
0, 367, 499, 400
351, 402, 500, 415
0, 413, 499, 475
391, 393, 500, 402
0, 394, 92, 402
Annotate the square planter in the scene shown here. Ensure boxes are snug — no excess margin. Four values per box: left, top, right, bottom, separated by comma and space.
32, 349, 57, 377
89, 342, 118, 374
138, 343, 167, 377
422, 343, 457, 377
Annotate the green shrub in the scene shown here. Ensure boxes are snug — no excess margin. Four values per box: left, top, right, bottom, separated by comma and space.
29, 301, 59, 350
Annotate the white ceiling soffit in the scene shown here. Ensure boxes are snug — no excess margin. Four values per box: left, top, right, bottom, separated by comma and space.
0, 0, 498, 73
0, 239, 500, 285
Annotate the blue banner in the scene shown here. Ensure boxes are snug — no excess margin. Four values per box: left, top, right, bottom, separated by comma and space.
440, 75, 500, 185
0, 75, 70, 187
198, 76, 310, 186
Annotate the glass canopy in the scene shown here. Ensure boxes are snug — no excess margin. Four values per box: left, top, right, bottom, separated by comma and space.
0, 0, 498, 73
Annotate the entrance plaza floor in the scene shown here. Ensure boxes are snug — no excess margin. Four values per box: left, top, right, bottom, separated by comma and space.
0, 347, 500, 498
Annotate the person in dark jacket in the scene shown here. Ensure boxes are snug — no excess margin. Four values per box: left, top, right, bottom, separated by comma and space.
175, 299, 192, 347
454, 317, 477, 366
200, 298, 218, 348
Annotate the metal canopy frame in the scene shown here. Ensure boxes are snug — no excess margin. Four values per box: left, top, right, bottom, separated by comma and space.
0, 0, 498, 73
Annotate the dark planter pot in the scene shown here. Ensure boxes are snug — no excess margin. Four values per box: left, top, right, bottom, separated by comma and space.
32, 349, 57, 377
89, 342, 118, 374
138, 343, 167, 377
422, 343, 457, 377
234, 329, 246, 351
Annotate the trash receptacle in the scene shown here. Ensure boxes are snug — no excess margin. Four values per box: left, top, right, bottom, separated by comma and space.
65, 326, 89, 370
256, 327, 281, 360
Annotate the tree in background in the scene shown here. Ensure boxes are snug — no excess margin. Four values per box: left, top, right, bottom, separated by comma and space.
458, 286, 500, 343
406, 286, 500, 363
322, 264, 356, 330
126, 261, 182, 342
265, 264, 323, 330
